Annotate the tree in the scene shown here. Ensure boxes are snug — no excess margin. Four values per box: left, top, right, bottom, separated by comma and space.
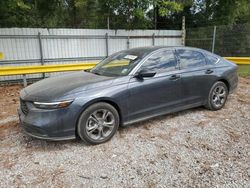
153, 0, 192, 29
95, 0, 186, 30
0, 0, 249, 29
0, 0, 33, 27
188, 0, 250, 27
0, 0, 68, 27
95, 0, 152, 29
64, 0, 98, 28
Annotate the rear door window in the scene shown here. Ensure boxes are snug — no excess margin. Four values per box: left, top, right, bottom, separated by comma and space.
177, 49, 206, 69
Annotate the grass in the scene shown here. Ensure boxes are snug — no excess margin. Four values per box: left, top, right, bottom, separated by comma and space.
238, 65, 250, 77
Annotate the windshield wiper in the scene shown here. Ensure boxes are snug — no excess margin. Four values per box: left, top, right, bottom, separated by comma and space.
84, 69, 90, 72
91, 70, 101, 75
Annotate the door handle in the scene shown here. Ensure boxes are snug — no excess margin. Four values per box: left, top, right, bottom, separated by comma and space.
169, 74, 181, 81
205, 69, 214, 74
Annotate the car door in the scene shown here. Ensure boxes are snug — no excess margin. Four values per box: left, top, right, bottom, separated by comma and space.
127, 49, 182, 122
176, 48, 215, 106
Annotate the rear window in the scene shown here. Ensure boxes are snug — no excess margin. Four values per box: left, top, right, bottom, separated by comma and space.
206, 54, 219, 65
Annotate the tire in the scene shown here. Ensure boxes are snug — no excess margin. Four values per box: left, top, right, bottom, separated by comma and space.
77, 102, 119, 145
205, 81, 229, 111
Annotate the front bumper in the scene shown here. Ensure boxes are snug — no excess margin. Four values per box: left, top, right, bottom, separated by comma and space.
18, 104, 78, 141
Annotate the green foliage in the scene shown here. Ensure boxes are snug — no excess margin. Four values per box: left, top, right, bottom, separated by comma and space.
0, 0, 185, 29
96, 0, 153, 29
157, 0, 183, 17
187, 0, 250, 27
0, 0, 249, 29
0, 0, 68, 27
0, 0, 33, 27
66, 0, 98, 28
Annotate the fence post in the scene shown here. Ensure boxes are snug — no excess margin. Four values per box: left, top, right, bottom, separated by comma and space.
181, 16, 186, 46
212, 26, 217, 53
22, 74, 27, 87
127, 36, 130, 49
105, 33, 109, 57
152, 33, 155, 46
38, 32, 45, 78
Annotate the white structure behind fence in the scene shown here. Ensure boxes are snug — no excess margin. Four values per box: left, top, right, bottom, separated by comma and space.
0, 28, 182, 82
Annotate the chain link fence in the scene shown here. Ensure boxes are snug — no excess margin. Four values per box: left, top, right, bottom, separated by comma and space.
186, 23, 250, 57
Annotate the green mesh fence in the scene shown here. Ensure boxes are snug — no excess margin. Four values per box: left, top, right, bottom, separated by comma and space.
186, 23, 250, 57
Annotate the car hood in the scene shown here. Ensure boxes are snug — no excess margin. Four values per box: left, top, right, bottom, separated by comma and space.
20, 71, 115, 102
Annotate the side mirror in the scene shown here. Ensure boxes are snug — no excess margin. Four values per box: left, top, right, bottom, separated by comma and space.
134, 69, 156, 79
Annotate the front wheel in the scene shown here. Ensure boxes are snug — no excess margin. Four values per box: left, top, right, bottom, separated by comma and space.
205, 81, 229, 111
77, 102, 119, 145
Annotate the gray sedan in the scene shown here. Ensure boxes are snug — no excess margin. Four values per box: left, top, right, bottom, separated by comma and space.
18, 46, 238, 144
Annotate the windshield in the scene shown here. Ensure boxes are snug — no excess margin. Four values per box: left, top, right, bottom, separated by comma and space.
90, 51, 142, 77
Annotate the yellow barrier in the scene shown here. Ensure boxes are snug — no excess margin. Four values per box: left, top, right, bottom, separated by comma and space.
0, 57, 249, 76
225, 57, 250, 65
0, 63, 97, 76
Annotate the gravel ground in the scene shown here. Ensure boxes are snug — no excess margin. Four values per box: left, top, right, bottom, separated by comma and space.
0, 78, 250, 187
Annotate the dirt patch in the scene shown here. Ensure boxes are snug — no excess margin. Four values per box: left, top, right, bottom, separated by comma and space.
0, 85, 21, 120
0, 78, 249, 187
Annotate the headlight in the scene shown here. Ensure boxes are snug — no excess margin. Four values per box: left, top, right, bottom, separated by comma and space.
33, 100, 74, 109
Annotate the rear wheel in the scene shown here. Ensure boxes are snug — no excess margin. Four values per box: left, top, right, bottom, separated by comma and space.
205, 81, 228, 110
77, 102, 119, 145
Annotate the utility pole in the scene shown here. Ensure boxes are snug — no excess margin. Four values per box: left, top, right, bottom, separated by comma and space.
181, 16, 186, 46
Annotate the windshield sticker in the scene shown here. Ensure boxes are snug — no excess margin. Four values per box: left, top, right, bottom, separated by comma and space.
124, 55, 138, 60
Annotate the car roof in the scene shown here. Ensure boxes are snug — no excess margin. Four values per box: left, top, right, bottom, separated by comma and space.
124, 46, 207, 54
123, 46, 220, 59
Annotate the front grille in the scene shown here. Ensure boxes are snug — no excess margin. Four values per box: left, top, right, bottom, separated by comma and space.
20, 99, 29, 115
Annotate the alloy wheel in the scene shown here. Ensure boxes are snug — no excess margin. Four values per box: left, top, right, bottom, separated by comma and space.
86, 109, 115, 141
212, 85, 226, 108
